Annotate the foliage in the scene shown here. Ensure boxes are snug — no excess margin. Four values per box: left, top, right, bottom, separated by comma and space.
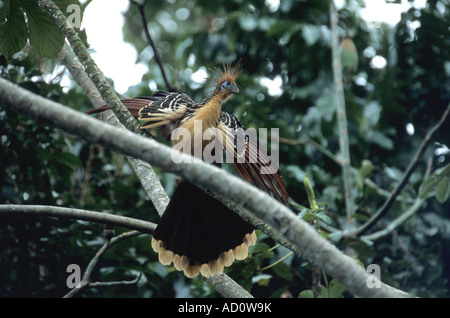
1, 0, 449, 297
0, 0, 82, 58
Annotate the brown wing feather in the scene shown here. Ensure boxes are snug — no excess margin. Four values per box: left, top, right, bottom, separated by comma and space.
218, 112, 289, 205
85, 98, 150, 117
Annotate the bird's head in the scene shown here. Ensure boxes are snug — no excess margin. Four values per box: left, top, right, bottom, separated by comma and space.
208, 60, 242, 101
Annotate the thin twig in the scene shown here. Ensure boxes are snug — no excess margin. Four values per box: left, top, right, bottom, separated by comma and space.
277, 134, 341, 164
88, 273, 142, 288
0, 204, 156, 233
359, 158, 433, 242
130, 0, 174, 91
360, 197, 426, 242
312, 264, 322, 298
64, 231, 143, 298
276, 133, 414, 204
350, 101, 450, 237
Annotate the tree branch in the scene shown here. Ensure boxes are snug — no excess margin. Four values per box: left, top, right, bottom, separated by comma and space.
0, 77, 409, 297
36, 0, 140, 132
64, 230, 143, 298
360, 197, 426, 242
129, 0, 174, 91
0, 204, 156, 233
350, 101, 450, 237
330, 2, 356, 229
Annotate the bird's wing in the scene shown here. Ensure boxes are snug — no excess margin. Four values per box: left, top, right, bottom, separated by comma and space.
86, 91, 194, 129
136, 91, 194, 129
217, 112, 289, 204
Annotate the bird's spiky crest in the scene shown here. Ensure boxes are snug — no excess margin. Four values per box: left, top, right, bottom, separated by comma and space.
207, 60, 242, 90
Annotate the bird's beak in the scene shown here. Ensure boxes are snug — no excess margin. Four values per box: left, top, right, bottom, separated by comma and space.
230, 85, 239, 94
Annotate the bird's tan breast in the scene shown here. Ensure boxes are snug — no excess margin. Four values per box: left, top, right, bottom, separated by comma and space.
173, 99, 222, 156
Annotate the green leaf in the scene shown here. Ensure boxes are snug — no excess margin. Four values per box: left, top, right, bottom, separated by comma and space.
0, 0, 28, 57
341, 37, 359, 74
322, 279, 346, 298
365, 130, 394, 150
419, 175, 439, 198
364, 102, 382, 128
419, 164, 450, 200
357, 159, 374, 190
19, 0, 65, 58
436, 178, 450, 203
250, 243, 274, 259
298, 289, 314, 298
52, 151, 83, 169
272, 262, 293, 282
315, 211, 332, 225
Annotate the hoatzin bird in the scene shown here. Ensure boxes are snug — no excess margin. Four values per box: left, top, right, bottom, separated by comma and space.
87, 61, 289, 277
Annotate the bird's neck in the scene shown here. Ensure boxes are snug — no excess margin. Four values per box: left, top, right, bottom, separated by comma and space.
174, 90, 231, 158
194, 93, 224, 128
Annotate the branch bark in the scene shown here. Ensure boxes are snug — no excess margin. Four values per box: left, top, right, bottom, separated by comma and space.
0, 204, 156, 233
330, 2, 356, 229
0, 77, 409, 297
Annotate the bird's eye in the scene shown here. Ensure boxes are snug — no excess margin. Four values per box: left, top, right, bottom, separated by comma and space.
221, 81, 232, 89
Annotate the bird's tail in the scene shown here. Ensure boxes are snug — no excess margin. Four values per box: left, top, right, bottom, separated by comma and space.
151, 180, 256, 278
85, 99, 153, 116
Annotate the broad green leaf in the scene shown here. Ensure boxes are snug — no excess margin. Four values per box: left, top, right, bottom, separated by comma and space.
436, 178, 450, 203
301, 23, 321, 46
419, 175, 439, 198
315, 211, 332, 225
51, 151, 83, 169
272, 263, 293, 282
357, 159, 374, 190
285, 164, 305, 183
250, 243, 274, 259
322, 279, 346, 298
0, 0, 28, 57
298, 289, 314, 298
364, 102, 382, 128
19, 0, 65, 58
419, 164, 450, 200
341, 37, 359, 74
365, 130, 394, 150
